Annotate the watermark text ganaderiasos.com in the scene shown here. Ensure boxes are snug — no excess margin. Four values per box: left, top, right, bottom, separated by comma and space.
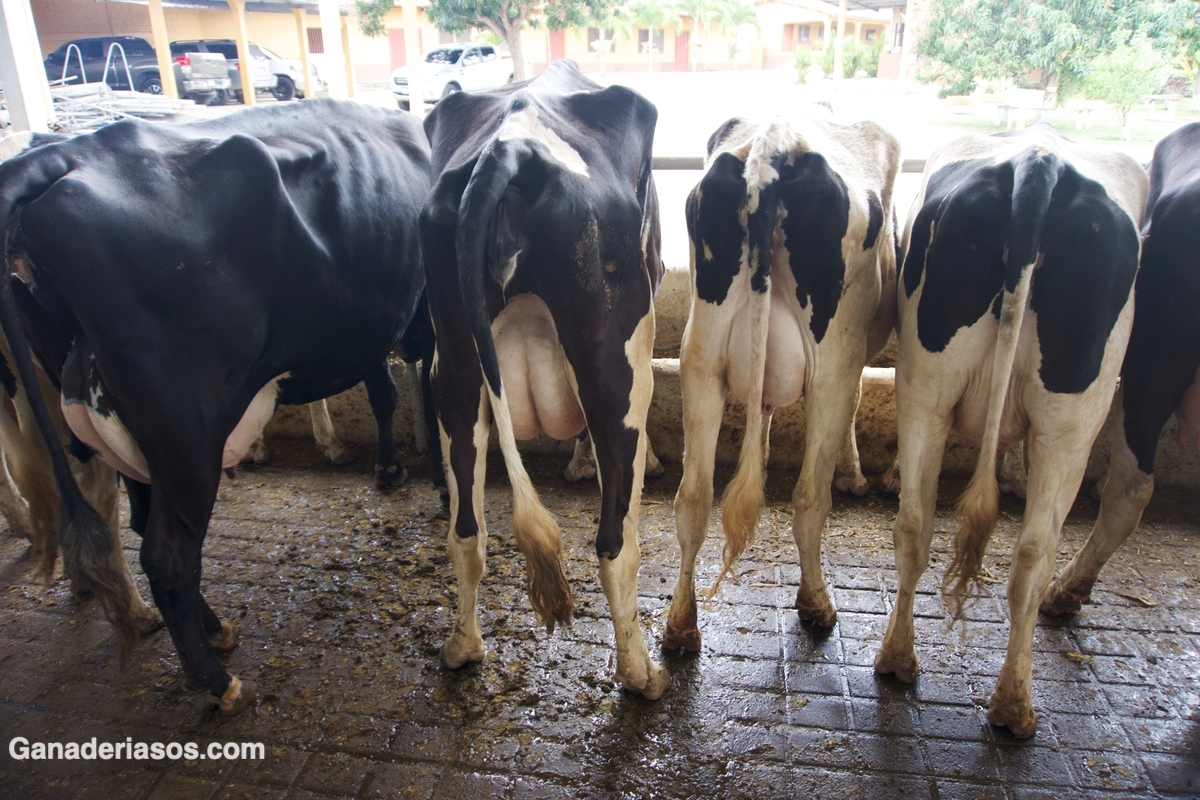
9, 737, 265, 761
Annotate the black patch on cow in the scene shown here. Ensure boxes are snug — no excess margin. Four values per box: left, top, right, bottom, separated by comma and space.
706, 118, 745, 157
1029, 164, 1139, 394
747, 155, 785, 295
0, 352, 15, 399
690, 151, 748, 305
777, 152, 849, 343
863, 190, 884, 250
1120, 124, 1200, 473
905, 159, 1012, 352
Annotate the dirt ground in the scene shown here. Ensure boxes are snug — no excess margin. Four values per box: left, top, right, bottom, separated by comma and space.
0, 439, 1197, 798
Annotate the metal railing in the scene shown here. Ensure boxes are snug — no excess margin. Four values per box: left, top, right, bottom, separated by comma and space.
55, 42, 136, 91
101, 42, 136, 91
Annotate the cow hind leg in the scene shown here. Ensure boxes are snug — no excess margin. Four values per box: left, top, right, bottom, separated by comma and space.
998, 439, 1028, 499
139, 472, 254, 713
435, 362, 491, 668
791, 362, 862, 628
989, 431, 1092, 738
308, 400, 356, 465
1042, 406, 1153, 616
834, 376, 870, 496
586, 312, 667, 698
363, 363, 405, 488
875, 410, 949, 683
667, 366, 725, 652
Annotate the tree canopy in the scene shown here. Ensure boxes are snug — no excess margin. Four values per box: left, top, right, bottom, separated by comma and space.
918, 0, 1200, 98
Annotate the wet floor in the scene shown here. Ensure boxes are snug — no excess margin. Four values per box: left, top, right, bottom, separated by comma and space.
1, 439, 1197, 798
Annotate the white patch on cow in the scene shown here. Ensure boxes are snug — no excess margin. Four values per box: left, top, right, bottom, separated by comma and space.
497, 105, 589, 177
0, 131, 34, 163
222, 376, 286, 469
63, 381, 152, 484
621, 309, 656, 430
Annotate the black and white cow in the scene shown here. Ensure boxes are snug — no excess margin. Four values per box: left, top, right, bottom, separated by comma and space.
666, 113, 900, 649
0, 99, 431, 713
421, 61, 668, 698
874, 124, 1147, 738
0, 131, 158, 632
1040, 123, 1200, 616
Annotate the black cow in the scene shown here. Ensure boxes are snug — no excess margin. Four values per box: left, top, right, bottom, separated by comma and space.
0, 99, 431, 713
420, 61, 668, 698
873, 124, 1147, 737
1041, 122, 1200, 616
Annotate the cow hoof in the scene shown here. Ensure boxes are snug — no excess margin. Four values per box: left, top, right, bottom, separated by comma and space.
988, 695, 1037, 739
663, 622, 701, 653
874, 647, 919, 684
375, 464, 409, 489
137, 608, 165, 636
563, 462, 597, 482
441, 634, 485, 669
644, 460, 666, 479
835, 474, 870, 496
1040, 583, 1086, 617
878, 468, 901, 495
795, 588, 837, 629
211, 621, 239, 653
618, 661, 669, 700
324, 443, 357, 466
998, 478, 1027, 500
212, 676, 257, 716
244, 441, 271, 465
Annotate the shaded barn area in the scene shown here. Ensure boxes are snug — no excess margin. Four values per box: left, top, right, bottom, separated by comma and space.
0, 440, 1198, 798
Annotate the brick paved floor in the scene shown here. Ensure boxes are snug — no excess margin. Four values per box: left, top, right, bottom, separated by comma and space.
0, 441, 1197, 798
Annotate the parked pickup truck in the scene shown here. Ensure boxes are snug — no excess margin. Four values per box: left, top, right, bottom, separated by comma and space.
391, 43, 513, 110
170, 40, 276, 105
43, 36, 230, 104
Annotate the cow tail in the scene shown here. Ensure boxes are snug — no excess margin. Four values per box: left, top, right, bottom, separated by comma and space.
455, 141, 573, 633
0, 153, 141, 659
944, 149, 1060, 618
711, 132, 784, 598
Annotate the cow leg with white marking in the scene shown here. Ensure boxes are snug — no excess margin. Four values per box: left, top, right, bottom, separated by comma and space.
792, 353, 868, 627
666, 311, 729, 650
833, 376, 870, 496
572, 308, 667, 698
308, 400, 357, 465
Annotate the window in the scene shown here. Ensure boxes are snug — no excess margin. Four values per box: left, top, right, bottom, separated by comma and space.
864, 28, 876, 44
587, 28, 615, 51
307, 27, 324, 54
82, 40, 104, 59
480, 45, 497, 60
252, 44, 281, 60
799, 25, 810, 44
210, 43, 239, 60
118, 38, 155, 56
425, 48, 462, 63
637, 28, 664, 53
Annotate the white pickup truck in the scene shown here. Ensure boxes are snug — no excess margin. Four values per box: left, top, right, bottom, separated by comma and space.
391, 43, 514, 109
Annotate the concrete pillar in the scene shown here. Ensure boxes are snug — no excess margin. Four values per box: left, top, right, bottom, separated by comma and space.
899, 0, 913, 82
401, 0, 424, 116
340, 14, 356, 97
146, 0, 179, 98
227, 0, 256, 105
293, 8, 312, 96
833, 0, 846, 78
318, 0, 347, 98
0, 0, 54, 130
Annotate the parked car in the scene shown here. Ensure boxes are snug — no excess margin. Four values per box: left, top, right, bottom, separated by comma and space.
43, 36, 230, 104
390, 43, 513, 110
170, 40, 317, 103
170, 40, 275, 105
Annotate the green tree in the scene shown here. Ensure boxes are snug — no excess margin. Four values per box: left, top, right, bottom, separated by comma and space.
718, 0, 759, 67
629, 0, 675, 72
425, 0, 613, 80
918, 0, 1199, 99
1084, 36, 1167, 126
356, 0, 394, 37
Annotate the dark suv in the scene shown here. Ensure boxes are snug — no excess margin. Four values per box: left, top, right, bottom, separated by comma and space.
43, 36, 230, 103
